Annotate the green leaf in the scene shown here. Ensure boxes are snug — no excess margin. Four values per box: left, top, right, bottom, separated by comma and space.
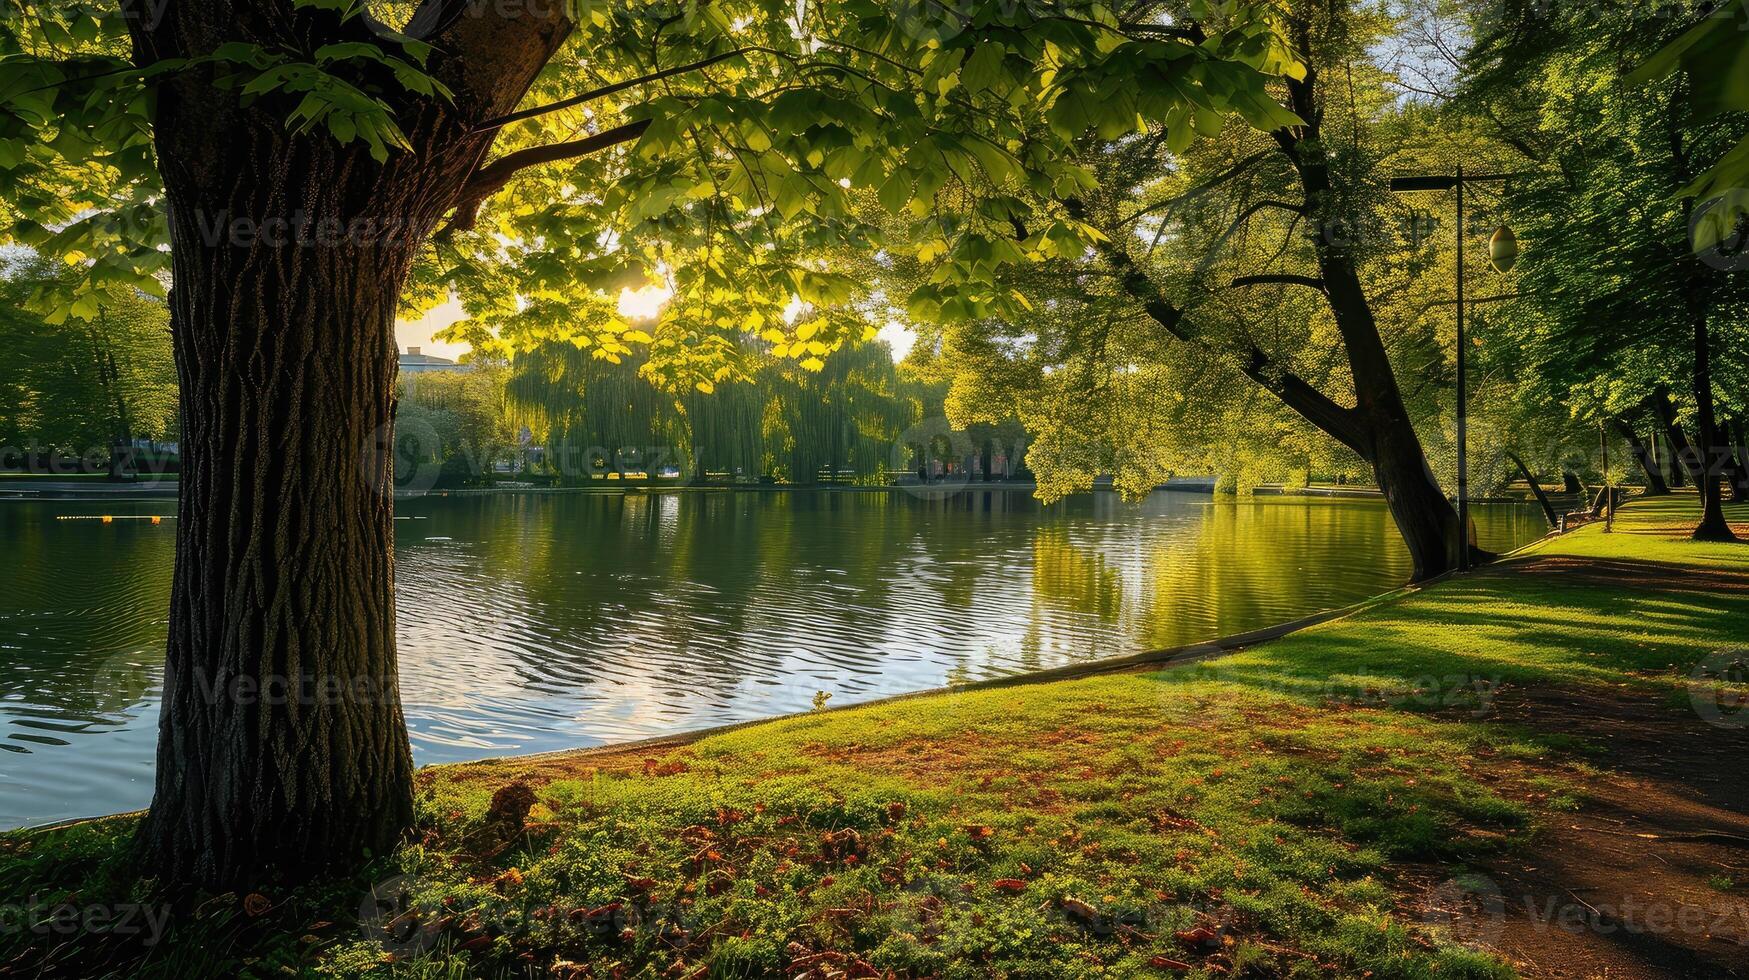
961, 43, 1007, 94
878, 169, 915, 215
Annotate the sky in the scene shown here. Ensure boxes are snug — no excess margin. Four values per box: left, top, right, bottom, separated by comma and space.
394, 295, 471, 361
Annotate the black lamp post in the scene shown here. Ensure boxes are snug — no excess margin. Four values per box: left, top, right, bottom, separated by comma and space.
1388, 166, 1517, 572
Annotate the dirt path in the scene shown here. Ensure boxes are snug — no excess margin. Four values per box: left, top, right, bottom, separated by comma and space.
1409, 612, 1749, 978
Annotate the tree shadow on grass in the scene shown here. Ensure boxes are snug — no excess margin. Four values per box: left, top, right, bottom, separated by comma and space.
1505, 555, 1749, 593
1139, 554, 1749, 978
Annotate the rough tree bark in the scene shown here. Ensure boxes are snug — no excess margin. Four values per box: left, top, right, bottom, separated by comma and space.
1612, 419, 1670, 495
145, 167, 419, 884
128, 1, 572, 887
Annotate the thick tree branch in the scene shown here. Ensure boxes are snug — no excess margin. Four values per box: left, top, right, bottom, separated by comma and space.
1083, 225, 1193, 343
401, 0, 473, 41
1063, 198, 1366, 456
1649, 387, 1707, 482
1420, 293, 1522, 310
1272, 55, 1321, 156
1231, 198, 1305, 221
1229, 274, 1326, 291
1238, 348, 1369, 457
445, 119, 653, 232
1506, 451, 1560, 526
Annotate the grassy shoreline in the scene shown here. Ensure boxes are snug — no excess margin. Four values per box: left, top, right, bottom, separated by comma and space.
4, 495, 1744, 979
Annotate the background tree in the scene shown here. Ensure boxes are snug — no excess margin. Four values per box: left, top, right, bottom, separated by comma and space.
503, 331, 980, 486
0, 255, 176, 470
396, 361, 514, 487
898, 0, 1518, 579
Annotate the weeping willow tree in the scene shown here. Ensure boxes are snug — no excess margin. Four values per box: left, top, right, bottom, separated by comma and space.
507, 337, 929, 485
678, 380, 771, 480
766, 341, 916, 483
507, 343, 690, 480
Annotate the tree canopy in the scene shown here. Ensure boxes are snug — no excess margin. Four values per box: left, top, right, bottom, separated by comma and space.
2, 0, 1303, 391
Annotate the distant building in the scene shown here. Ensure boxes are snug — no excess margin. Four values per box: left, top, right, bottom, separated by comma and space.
398, 347, 468, 375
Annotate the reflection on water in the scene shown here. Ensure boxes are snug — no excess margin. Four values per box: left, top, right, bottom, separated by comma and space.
0, 490, 1545, 827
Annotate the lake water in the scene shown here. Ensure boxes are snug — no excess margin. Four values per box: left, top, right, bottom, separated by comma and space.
0, 489, 1546, 828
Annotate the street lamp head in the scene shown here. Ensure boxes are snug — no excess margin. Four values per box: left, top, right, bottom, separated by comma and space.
1489, 225, 1519, 273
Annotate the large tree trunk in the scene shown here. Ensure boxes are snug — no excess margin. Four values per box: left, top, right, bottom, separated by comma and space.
1669, 113, 1736, 539
139, 152, 424, 888
1613, 419, 1670, 495
1324, 263, 1465, 579
1279, 66, 1464, 580
1092, 223, 1461, 581
1083, 50, 1464, 581
129, 3, 569, 887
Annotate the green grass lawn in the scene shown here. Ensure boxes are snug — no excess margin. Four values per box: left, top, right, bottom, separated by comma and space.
1520, 492, 1749, 568
4, 495, 1744, 979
